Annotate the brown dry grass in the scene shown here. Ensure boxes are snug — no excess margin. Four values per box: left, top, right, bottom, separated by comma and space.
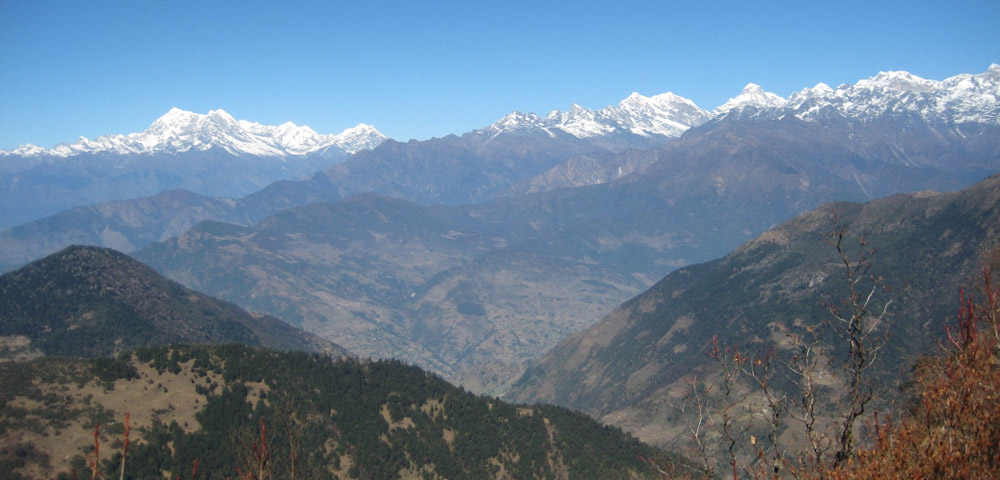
2, 352, 221, 478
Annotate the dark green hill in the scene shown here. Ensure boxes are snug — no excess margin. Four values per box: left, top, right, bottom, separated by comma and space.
507, 173, 1000, 445
0, 245, 348, 359
0, 344, 674, 479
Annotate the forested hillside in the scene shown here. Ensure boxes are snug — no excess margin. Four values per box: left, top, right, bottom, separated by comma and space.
0, 344, 674, 479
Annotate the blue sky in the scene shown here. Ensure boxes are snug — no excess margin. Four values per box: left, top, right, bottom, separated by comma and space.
1, 0, 998, 150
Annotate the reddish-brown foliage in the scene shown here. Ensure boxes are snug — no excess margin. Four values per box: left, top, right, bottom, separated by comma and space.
86, 425, 101, 480
825, 272, 1000, 479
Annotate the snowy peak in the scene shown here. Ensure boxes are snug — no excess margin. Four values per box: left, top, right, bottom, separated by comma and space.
787, 83, 834, 107
153, 107, 202, 127
551, 104, 615, 137
3, 109, 387, 158
715, 83, 787, 115
856, 70, 937, 93
488, 111, 548, 131
329, 123, 387, 154
5, 67, 997, 158
480, 91, 710, 140
604, 91, 711, 137
477, 111, 555, 140
789, 65, 1000, 124
715, 65, 1000, 125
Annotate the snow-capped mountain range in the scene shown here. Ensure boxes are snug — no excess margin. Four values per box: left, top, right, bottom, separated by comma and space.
718, 64, 1000, 125
0, 110, 385, 229
4, 65, 997, 159
482, 64, 1000, 138
477, 91, 712, 140
2, 108, 386, 158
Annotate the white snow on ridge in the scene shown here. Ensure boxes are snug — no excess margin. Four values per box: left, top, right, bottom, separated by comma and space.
481, 65, 1000, 141
714, 83, 787, 115
753, 64, 1000, 125
548, 104, 617, 138
5, 66, 998, 157
481, 90, 713, 139
2, 108, 387, 158
603, 92, 712, 137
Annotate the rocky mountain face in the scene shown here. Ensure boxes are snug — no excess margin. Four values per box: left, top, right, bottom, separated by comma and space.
0, 109, 386, 228
0, 245, 348, 359
505, 174, 1000, 446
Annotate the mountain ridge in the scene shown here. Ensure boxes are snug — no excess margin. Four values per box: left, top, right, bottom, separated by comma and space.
0, 245, 349, 359
1, 108, 387, 158
721, 63, 1000, 125
478, 64, 1000, 139
7, 65, 996, 160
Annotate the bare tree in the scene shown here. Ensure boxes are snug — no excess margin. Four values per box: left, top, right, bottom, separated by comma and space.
708, 337, 753, 480
820, 220, 892, 466
783, 324, 833, 476
742, 349, 788, 477
678, 373, 720, 478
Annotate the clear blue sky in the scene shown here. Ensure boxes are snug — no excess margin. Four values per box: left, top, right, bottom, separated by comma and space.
1, 0, 998, 150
